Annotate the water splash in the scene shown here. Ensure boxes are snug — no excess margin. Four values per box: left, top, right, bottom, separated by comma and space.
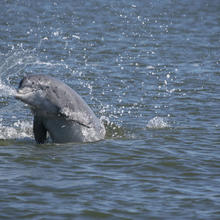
101, 116, 125, 139
0, 120, 32, 140
146, 116, 170, 129
0, 48, 38, 98
0, 48, 38, 141
0, 81, 16, 97
0, 48, 36, 78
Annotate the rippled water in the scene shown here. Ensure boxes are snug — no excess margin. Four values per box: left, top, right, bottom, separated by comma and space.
0, 0, 219, 219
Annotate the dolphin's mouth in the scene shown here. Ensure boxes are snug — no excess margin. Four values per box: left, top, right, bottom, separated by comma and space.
14, 89, 31, 100
14, 88, 36, 105
15, 89, 40, 112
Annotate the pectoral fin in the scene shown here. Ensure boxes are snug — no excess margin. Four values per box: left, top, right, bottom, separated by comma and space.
58, 108, 91, 128
33, 116, 47, 144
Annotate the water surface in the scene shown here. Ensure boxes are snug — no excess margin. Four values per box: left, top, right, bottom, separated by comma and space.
0, 0, 219, 219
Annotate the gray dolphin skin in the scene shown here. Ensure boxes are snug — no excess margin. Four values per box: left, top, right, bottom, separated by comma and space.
15, 74, 106, 144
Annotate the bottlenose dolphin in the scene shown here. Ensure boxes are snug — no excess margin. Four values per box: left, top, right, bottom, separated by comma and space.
15, 74, 105, 144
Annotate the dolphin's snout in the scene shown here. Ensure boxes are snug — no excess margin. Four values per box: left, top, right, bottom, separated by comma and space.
14, 90, 25, 101
14, 90, 23, 99
14, 87, 33, 102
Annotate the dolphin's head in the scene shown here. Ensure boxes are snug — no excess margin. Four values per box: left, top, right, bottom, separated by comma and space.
15, 75, 58, 114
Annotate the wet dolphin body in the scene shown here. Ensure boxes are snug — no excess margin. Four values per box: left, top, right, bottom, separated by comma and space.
15, 74, 105, 144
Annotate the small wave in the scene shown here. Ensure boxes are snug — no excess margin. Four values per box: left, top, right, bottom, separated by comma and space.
146, 116, 170, 129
